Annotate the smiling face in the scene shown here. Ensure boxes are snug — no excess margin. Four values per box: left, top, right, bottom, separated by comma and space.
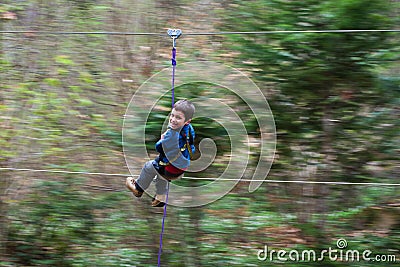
169, 108, 189, 130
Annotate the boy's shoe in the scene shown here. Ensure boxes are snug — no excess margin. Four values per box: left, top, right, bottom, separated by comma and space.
151, 194, 166, 207
125, 177, 143, 198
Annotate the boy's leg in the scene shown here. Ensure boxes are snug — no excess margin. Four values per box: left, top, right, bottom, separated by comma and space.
151, 175, 169, 207
155, 175, 169, 195
136, 160, 159, 191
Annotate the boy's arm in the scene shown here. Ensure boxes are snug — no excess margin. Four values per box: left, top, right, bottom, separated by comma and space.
155, 129, 174, 153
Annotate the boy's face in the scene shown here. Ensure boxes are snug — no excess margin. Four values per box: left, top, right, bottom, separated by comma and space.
169, 108, 189, 130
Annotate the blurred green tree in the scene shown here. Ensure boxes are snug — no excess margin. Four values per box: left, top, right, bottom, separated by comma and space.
221, 0, 399, 237
7, 179, 96, 266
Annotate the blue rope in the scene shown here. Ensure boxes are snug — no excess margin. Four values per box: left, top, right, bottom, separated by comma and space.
171, 47, 176, 105
157, 38, 178, 267
157, 182, 170, 266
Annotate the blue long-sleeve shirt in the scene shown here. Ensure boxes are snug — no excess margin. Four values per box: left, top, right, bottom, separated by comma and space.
155, 123, 195, 170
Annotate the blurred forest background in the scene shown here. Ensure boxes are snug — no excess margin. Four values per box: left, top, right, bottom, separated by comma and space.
1, 0, 399, 266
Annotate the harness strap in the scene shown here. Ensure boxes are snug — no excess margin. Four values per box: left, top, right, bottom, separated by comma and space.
184, 130, 194, 158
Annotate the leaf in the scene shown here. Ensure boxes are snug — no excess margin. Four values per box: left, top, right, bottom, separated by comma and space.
78, 98, 94, 106
44, 78, 62, 87
55, 55, 75, 66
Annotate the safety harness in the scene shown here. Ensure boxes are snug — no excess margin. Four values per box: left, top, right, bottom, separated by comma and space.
158, 128, 194, 179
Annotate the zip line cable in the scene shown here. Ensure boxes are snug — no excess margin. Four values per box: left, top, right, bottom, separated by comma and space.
1, 167, 399, 186
0, 29, 399, 36
184, 29, 400, 35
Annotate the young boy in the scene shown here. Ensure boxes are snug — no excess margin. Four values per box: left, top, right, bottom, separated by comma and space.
126, 99, 196, 207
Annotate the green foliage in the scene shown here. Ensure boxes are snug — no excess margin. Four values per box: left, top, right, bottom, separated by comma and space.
222, 0, 399, 181
8, 179, 96, 266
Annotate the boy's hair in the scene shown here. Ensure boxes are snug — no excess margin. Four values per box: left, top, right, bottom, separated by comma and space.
174, 99, 195, 121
